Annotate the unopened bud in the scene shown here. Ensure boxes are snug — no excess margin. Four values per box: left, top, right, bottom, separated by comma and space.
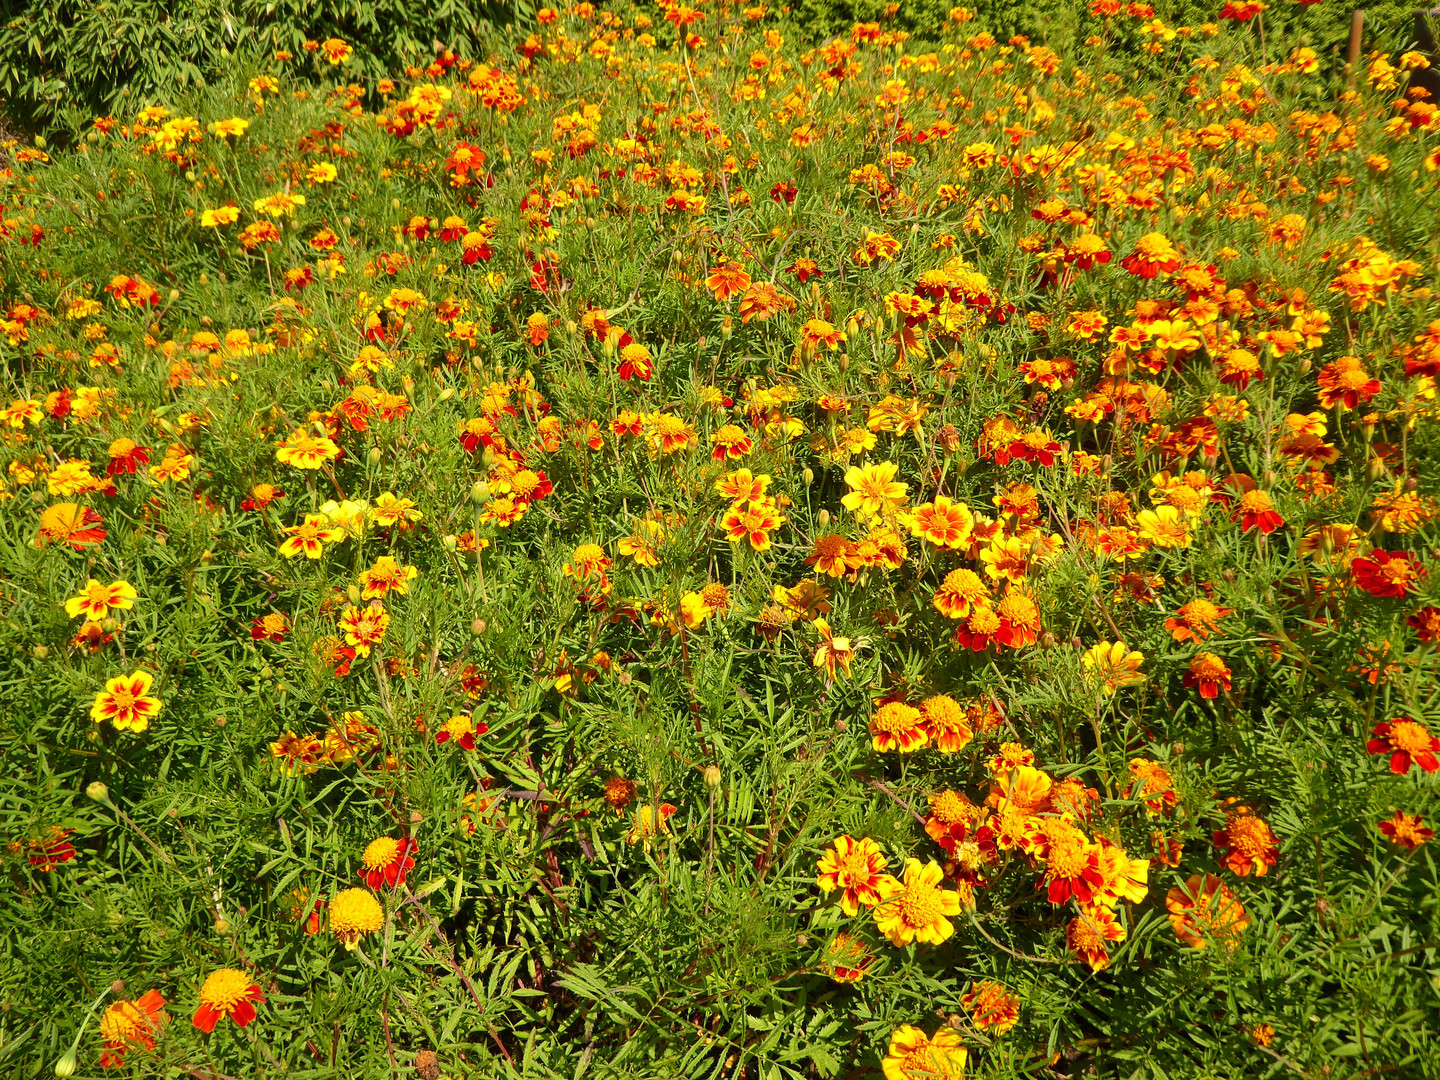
1297, 358, 1312, 376
367, 447, 383, 465
200, 549, 214, 565
443, 534, 458, 551
703, 764, 722, 788
438, 387, 456, 401
818, 508, 830, 527
32, 644, 48, 659
802, 467, 814, 485
347, 585, 361, 605
87, 781, 114, 807
471, 619, 487, 636
54, 1051, 77, 1078
838, 352, 849, 372
214, 918, 231, 935
795, 932, 809, 948
835, 718, 847, 732
471, 480, 490, 504
721, 316, 734, 340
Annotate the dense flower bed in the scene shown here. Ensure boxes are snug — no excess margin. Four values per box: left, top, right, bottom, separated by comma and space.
3, 3, 1440, 1077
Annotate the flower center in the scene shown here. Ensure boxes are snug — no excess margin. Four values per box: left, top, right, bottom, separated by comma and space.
899, 881, 944, 927
1390, 720, 1432, 754
362, 836, 401, 871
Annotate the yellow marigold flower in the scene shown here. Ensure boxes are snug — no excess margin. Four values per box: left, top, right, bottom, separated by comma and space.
872, 858, 961, 946
841, 461, 907, 520
881, 1025, 967, 1080
329, 888, 383, 950
200, 206, 241, 228
816, 835, 889, 915
90, 670, 162, 733
1083, 641, 1147, 695
275, 428, 339, 469
65, 578, 137, 620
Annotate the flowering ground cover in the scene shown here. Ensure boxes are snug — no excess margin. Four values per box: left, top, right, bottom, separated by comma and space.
3, 3, 1440, 1077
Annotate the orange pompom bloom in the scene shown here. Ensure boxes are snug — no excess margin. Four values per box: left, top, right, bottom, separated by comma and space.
1120, 231, 1181, 278
1066, 906, 1126, 971
99, 990, 168, 1068
1378, 810, 1433, 850
1212, 808, 1279, 876
960, 980, 1020, 1033
1183, 653, 1232, 699
869, 700, 927, 753
815, 835, 889, 915
1166, 874, 1250, 949
924, 789, 981, 850
933, 568, 991, 620
192, 969, 265, 1033
920, 695, 974, 754
1164, 598, 1232, 643
1367, 718, 1440, 774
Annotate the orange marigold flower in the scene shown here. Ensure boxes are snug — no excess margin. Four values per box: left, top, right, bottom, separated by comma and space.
880, 1024, 968, 1080
192, 969, 265, 1033
869, 700, 927, 753
1213, 807, 1279, 876
933, 567, 991, 619
1352, 551, 1426, 598
1166, 873, 1250, 950
1165, 598, 1232, 643
960, 980, 1020, 1034
920, 695, 974, 754
823, 931, 876, 983
924, 789, 981, 850
1235, 489, 1283, 534
1367, 718, 1440, 774
1120, 231, 1181, 278
906, 494, 974, 548
816, 835, 889, 915
360, 836, 417, 890
1127, 758, 1178, 817
1378, 810, 1433, 850
1183, 652, 1232, 699
807, 533, 854, 577
1316, 355, 1381, 410
1066, 906, 1125, 971
99, 990, 168, 1068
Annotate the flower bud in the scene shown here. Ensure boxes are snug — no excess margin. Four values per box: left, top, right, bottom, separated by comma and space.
438, 387, 456, 401
471, 480, 490, 505
214, 917, 231, 935
32, 644, 48, 659
721, 316, 734, 340
1297, 358, 1312, 376
54, 1051, 77, 1078
838, 352, 849, 372
703, 764, 722, 788
802, 467, 814, 485
471, 619, 487, 636
818, 508, 830, 527
367, 446, 382, 466
87, 781, 114, 807
443, 534, 458, 552
347, 584, 361, 605
795, 932, 809, 948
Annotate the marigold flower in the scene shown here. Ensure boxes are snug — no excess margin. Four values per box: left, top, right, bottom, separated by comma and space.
1166, 873, 1249, 949
1121, 231, 1181, 277
192, 969, 265, 1033
1127, 758, 1178, 817
65, 579, 137, 620
1034, 819, 1104, 904
880, 1025, 967, 1080
360, 836, 416, 890
933, 568, 991, 620
1236, 489, 1284, 535
822, 931, 876, 983
626, 802, 676, 849
1352, 550, 1427, 598
1165, 598, 1232, 642
330, 888, 383, 950
920, 695, 973, 754
37, 502, 106, 549
1367, 718, 1440, 774
816, 835, 889, 915
961, 980, 1020, 1034
1067, 905, 1126, 971
906, 494, 974, 548
722, 498, 784, 551
275, 428, 340, 470
90, 670, 162, 733
279, 514, 346, 559
873, 859, 961, 946
1083, 640, 1146, 695
1378, 810, 1433, 850
270, 730, 324, 775
1213, 808, 1278, 877
339, 603, 390, 656
99, 990, 168, 1068
436, 713, 487, 750
869, 700, 927, 753
1183, 652, 1232, 699
841, 461, 907, 520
